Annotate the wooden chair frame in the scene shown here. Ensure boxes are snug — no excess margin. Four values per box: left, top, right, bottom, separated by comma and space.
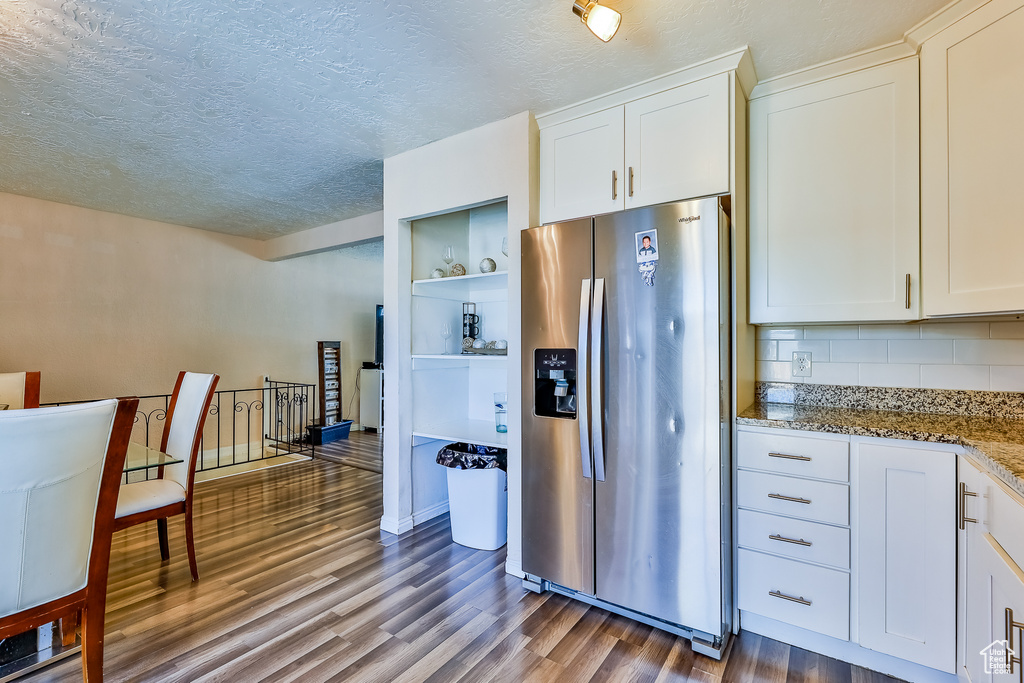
0, 397, 138, 682
113, 372, 219, 581
23, 371, 40, 408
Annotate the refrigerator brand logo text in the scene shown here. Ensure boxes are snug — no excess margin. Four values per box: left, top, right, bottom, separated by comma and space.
678, 215, 700, 223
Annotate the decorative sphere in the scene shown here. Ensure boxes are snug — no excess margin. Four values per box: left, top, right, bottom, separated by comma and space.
462, 337, 474, 350
430, 268, 445, 279
479, 258, 496, 273
472, 339, 487, 349
450, 263, 466, 277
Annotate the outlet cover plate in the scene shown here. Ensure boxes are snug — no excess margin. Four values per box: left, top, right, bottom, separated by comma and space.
792, 351, 812, 377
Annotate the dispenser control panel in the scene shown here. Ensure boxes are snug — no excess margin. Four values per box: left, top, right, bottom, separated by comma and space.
534, 348, 577, 419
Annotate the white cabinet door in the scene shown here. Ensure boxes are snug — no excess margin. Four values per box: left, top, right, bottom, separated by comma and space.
857, 440, 956, 672
965, 531, 1024, 683
921, 1, 1024, 316
749, 58, 920, 324
959, 455, 987, 681
539, 107, 624, 224
624, 74, 729, 210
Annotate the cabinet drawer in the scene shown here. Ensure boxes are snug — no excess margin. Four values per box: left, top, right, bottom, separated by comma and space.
738, 549, 850, 641
738, 430, 849, 481
738, 509, 850, 569
737, 470, 849, 525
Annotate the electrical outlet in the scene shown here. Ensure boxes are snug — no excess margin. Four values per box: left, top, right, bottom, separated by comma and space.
792, 351, 812, 377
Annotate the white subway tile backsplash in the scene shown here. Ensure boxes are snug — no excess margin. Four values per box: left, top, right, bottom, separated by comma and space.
887, 339, 954, 365
756, 327, 804, 340
830, 340, 888, 363
919, 321, 990, 339
803, 325, 861, 340
991, 366, 1024, 391
756, 360, 803, 383
753, 323, 1024, 392
921, 364, 990, 391
777, 340, 831, 362
955, 339, 1024, 366
990, 322, 1024, 339
858, 324, 921, 340
858, 363, 921, 388
756, 340, 778, 362
806, 362, 860, 386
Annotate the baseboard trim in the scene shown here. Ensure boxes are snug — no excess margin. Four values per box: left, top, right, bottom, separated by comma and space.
412, 501, 449, 526
379, 514, 414, 536
740, 611, 956, 683
504, 559, 525, 579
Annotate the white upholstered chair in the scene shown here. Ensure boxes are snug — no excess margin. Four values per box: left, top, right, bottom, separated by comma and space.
0, 371, 41, 409
114, 371, 219, 581
0, 397, 138, 683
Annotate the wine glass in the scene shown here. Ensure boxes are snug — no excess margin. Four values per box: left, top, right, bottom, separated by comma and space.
441, 245, 454, 275
501, 236, 508, 257
440, 322, 452, 354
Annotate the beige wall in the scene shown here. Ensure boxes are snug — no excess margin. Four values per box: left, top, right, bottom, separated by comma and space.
0, 192, 382, 424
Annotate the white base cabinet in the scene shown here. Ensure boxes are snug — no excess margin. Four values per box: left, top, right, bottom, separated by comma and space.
857, 441, 956, 672
959, 453, 1024, 682
736, 426, 959, 680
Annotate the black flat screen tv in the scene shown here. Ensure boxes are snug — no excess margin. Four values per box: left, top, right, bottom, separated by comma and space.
374, 304, 384, 368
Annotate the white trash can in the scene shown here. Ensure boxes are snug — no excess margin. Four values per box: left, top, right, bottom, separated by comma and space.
436, 442, 508, 550
446, 467, 507, 550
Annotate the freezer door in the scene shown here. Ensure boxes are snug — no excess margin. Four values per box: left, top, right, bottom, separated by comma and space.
521, 219, 595, 594
593, 198, 726, 635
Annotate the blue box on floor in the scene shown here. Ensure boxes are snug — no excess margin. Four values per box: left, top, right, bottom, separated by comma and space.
307, 420, 352, 445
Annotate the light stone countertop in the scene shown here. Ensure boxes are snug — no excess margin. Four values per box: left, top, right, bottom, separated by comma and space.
738, 383, 1024, 499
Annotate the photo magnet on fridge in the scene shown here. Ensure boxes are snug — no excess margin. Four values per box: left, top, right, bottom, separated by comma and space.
635, 229, 659, 286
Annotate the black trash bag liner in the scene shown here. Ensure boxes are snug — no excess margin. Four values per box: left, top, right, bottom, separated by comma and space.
436, 442, 507, 472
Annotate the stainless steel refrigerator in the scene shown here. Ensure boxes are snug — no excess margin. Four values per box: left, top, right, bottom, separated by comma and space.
521, 196, 731, 656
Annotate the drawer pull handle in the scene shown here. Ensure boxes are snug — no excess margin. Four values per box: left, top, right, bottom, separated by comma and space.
768, 493, 811, 504
1006, 607, 1024, 675
768, 452, 811, 462
769, 590, 811, 606
959, 482, 978, 530
769, 534, 812, 547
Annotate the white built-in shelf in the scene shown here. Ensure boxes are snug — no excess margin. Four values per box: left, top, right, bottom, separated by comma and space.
412, 353, 508, 362
412, 419, 508, 449
411, 271, 508, 300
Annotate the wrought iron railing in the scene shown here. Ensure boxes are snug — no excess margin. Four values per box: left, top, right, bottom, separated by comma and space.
44, 382, 317, 477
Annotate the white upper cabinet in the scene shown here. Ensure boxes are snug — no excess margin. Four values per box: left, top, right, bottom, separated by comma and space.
748, 58, 920, 324
921, 0, 1024, 316
540, 73, 730, 224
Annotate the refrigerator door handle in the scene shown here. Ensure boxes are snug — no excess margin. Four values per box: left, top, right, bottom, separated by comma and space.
578, 278, 593, 479
591, 278, 606, 482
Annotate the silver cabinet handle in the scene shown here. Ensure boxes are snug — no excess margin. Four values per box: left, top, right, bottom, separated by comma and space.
628, 166, 634, 197
611, 170, 617, 200
578, 279, 592, 479
906, 273, 912, 309
768, 493, 811, 504
959, 481, 978, 530
769, 534, 812, 547
1007, 607, 1024, 675
770, 590, 811, 606
768, 452, 811, 462
591, 278, 606, 482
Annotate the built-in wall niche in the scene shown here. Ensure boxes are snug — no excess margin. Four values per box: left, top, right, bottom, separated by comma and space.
411, 201, 508, 281
410, 296, 509, 356
410, 364, 507, 448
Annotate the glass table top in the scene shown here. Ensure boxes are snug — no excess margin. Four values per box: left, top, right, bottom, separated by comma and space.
124, 441, 182, 473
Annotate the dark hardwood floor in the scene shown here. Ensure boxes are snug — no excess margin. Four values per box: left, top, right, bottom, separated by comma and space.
24, 446, 900, 682
316, 429, 383, 473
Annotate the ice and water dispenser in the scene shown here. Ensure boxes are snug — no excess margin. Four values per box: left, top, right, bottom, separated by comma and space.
533, 348, 577, 419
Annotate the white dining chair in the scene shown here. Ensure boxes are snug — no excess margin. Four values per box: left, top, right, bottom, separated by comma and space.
0, 371, 41, 409
0, 397, 138, 683
114, 371, 219, 581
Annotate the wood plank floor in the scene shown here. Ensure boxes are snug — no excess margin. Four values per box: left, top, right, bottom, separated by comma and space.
23, 457, 901, 682
316, 429, 383, 473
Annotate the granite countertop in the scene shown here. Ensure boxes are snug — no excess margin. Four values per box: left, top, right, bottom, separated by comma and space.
737, 383, 1024, 499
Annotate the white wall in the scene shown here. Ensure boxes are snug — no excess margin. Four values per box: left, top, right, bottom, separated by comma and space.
381, 111, 537, 579
756, 321, 1024, 391
0, 192, 382, 425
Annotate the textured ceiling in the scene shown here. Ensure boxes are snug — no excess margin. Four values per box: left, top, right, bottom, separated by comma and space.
0, 0, 949, 239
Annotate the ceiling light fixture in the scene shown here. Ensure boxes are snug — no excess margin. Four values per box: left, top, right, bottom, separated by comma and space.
572, 0, 621, 43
